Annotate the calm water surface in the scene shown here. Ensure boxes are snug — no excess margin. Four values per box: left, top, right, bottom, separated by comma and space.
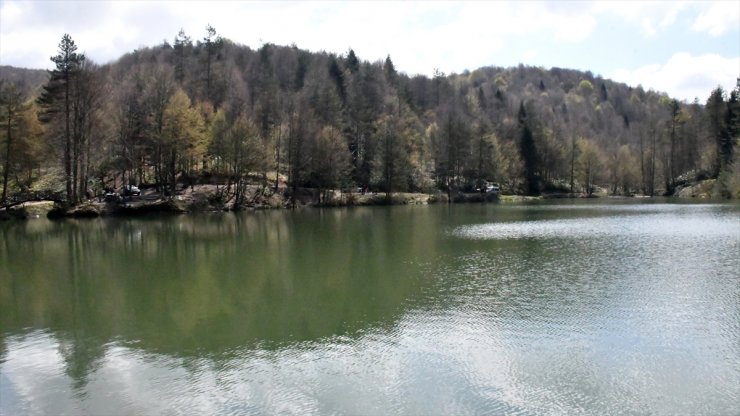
1, 200, 739, 415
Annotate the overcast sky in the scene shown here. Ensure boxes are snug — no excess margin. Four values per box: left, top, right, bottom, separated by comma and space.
1, 0, 738, 102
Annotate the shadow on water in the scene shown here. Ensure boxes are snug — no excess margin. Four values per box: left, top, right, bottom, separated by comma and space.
1, 200, 738, 414
0, 206, 444, 388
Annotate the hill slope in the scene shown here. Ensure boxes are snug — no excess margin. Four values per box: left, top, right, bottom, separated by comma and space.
2, 31, 737, 205
0, 65, 49, 97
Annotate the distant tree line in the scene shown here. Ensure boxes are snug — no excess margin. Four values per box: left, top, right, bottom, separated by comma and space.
1, 29, 738, 206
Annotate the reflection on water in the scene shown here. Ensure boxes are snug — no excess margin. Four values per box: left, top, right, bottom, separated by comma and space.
1, 201, 739, 414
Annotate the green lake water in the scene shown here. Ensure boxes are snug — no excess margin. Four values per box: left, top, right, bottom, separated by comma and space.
1, 200, 739, 415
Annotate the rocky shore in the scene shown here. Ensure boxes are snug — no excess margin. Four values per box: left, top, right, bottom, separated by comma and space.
0, 179, 731, 221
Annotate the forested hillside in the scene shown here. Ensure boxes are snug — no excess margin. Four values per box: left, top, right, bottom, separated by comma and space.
1, 28, 738, 207
0, 66, 49, 98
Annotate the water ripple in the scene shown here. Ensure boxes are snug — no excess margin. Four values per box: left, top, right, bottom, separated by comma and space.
451, 213, 740, 240
2, 203, 738, 415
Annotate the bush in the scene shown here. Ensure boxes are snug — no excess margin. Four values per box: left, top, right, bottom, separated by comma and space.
713, 166, 740, 199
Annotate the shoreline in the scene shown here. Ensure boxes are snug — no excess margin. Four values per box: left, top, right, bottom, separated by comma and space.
0, 179, 729, 221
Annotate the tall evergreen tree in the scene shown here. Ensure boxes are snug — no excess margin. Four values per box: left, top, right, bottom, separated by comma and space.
667, 98, 680, 191
383, 55, 397, 85
724, 88, 738, 164
600, 83, 608, 101
328, 57, 346, 103
37, 33, 85, 204
518, 101, 540, 195
202, 24, 222, 104
346, 49, 360, 74
173, 29, 192, 85
706, 87, 732, 176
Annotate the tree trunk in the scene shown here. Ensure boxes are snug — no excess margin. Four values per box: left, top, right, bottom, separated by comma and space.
169, 149, 177, 197
569, 136, 576, 193
274, 123, 281, 191
649, 128, 656, 197
72, 101, 80, 204
206, 46, 212, 102
385, 123, 393, 201
1, 101, 12, 204
478, 136, 484, 192
669, 119, 676, 192
64, 71, 73, 204
639, 130, 645, 194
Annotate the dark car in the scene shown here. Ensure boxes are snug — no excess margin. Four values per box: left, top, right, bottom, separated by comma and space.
103, 191, 121, 202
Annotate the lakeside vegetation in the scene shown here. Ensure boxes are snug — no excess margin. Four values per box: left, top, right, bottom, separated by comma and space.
1, 28, 738, 217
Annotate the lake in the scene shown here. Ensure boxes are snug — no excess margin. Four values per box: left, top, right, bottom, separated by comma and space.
1, 200, 739, 415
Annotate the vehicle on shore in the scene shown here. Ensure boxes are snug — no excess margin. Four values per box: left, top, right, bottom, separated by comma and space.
122, 185, 141, 197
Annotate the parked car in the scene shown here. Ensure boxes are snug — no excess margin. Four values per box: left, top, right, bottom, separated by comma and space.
122, 185, 141, 196
486, 183, 500, 194
103, 191, 121, 202
476, 181, 501, 194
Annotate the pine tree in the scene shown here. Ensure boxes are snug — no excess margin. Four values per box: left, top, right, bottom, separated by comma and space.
202, 24, 222, 104
173, 29, 192, 85
37, 34, 85, 204
328, 57, 346, 103
518, 101, 540, 195
383, 55, 397, 85
347, 49, 360, 74
477, 87, 487, 110
600, 83, 608, 101
667, 98, 680, 191
706, 87, 731, 176
724, 88, 738, 165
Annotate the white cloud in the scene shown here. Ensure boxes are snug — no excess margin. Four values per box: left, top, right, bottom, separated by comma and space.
691, 1, 740, 37
522, 49, 539, 61
0, 1, 171, 68
0, 1, 599, 76
642, 18, 657, 37
659, 4, 683, 28
610, 52, 739, 102
0, 0, 736, 91
551, 12, 597, 42
592, 1, 689, 37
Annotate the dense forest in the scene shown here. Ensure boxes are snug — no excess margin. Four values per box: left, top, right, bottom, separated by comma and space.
1, 28, 738, 209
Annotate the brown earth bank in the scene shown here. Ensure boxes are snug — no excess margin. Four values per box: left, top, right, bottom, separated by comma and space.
0, 179, 729, 221
2, 184, 493, 219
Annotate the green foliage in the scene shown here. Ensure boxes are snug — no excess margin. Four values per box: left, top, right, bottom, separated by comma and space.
163, 89, 206, 158
519, 123, 539, 195
327, 57, 346, 103
713, 167, 737, 199
36, 34, 90, 204
576, 137, 604, 195
607, 144, 638, 195
706, 87, 735, 178
311, 125, 351, 200
578, 79, 594, 95
383, 55, 397, 85
346, 49, 360, 74
600, 83, 608, 101
0, 83, 45, 203
173, 28, 192, 84
0, 32, 733, 202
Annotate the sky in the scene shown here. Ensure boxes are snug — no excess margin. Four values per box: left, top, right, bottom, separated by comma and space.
0, 0, 738, 102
